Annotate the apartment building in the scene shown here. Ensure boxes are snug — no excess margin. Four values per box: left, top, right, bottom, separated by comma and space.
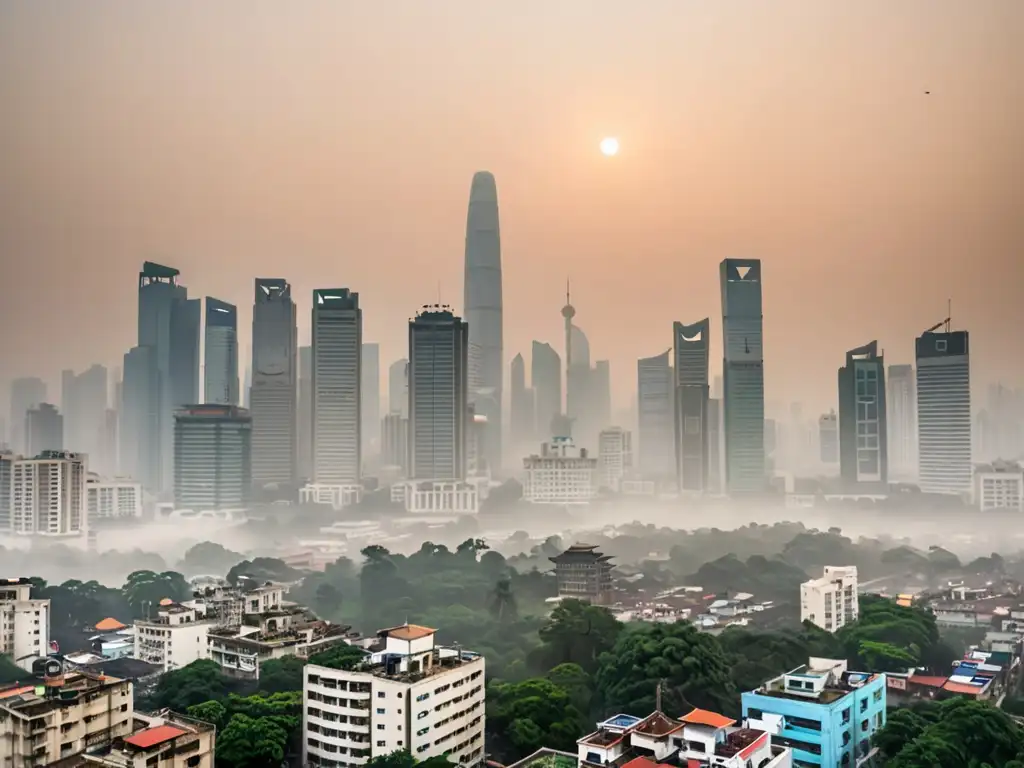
86, 477, 143, 520
75, 710, 215, 768
974, 460, 1024, 512
303, 624, 485, 768
800, 566, 859, 633
0, 578, 50, 670
133, 604, 209, 673
522, 437, 597, 505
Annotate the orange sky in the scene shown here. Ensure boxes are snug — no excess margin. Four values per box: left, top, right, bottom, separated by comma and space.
0, 1, 1021, 417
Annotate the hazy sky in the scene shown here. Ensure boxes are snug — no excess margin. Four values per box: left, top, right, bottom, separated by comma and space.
1, 1, 1021, 419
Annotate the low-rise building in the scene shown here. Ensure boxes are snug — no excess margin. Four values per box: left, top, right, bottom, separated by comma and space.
800, 566, 859, 633
73, 709, 216, 768
390, 480, 479, 514
300, 483, 364, 510
522, 437, 597, 505
303, 623, 485, 768
550, 543, 615, 606
133, 604, 209, 673
86, 477, 143, 520
974, 460, 1024, 512
0, 577, 51, 669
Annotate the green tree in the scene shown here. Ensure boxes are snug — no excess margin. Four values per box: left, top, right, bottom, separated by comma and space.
121, 570, 191, 617
186, 699, 228, 731
308, 644, 368, 671
532, 599, 622, 674
146, 659, 237, 711
488, 677, 587, 760
364, 751, 451, 768
256, 655, 307, 694
177, 542, 244, 576
546, 663, 592, 715
226, 558, 303, 587
215, 714, 289, 768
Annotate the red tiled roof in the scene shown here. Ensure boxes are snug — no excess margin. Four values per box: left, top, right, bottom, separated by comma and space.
908, 674, 948, 689
680, 708, 736, 729
124, 725, 187, 749
621, 758, 660, 768
942, 681, 988, 696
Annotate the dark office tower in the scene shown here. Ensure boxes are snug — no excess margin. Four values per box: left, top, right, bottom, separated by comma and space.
720, 258, 765, 494
250, 279, 298, 495
388, 358, 408, 417
510, 353, 535, 458
707, 398, 723, 493
637, 350, 675, 480
531, 341, 562, 441
673, 319, 711, 492
204, 297, 239, 406
837, 342, 888, 489
26, 403, 63, 456
408, 307, 469, 480
297, 346, 313, 482
61, 365, 109, 473
311, 289, 362, 485
887, 364, 916, 479
464, 171, 504, 476
121, 346, 158, 488
9, 377, 47, 455
819, 410, 839, 464
174, 405, 252, 510
381, 413, 408, 473
361, 343, 380, 457
916, 328, 972, 496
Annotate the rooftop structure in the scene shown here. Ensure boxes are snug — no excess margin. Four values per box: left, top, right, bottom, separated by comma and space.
549, 544, 614, 606
67, 709, 216, 768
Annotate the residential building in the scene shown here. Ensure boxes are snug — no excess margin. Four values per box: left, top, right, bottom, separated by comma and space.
9, 376, 47, 455
408, 307, 469, 481
362, 342, 381, 458
0, 578, 50, 669
531, 341, 562, 443
887, 364, 916, 478
390, 480, 480, 514
388, 358, 409, 418
204, 297, 240, 406
75, 709, 216, 768
134, 603, 210, 673
11, 450, 87, 537
549, 543, 614, 605
916, 328, 972, 496
0, 452, 14, 531
173, 405, 252, 511
720, 258, 765, 494
303, 623, 485, 768
522, 437, 597, 505
87, 476, 144, 520
25, 403, 63, 456
742, 658, 886, 768
837, 342, 887, 490
974, 460, 1024, 512
637, 350, 674, 481
800, 567, 859, 633
312, 289, 362, 485
673, 319, 710, 493
819, 411, 839, 465
597, 427, 632, 492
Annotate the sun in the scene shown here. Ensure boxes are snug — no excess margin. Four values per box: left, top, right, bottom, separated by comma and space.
600, 137, 619, 157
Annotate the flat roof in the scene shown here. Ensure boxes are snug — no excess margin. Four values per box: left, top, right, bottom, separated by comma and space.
124, 724, 188, 749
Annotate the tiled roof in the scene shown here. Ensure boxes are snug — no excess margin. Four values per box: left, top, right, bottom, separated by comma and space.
95, 617, 127, 631
908, 674, 948, 689
381, 623, 437, 641
942, 680, 989, 696
634, 711, 684, 737
124, 724, 187, 749
621, 757, 660, 768
680, 708, 736, 729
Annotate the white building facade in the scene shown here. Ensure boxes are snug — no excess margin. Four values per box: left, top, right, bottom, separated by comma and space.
597, 427, 632, 492
133, 603, 210, 672
0, 578, 50, 669
11, 450, 87, 537
522, 437, 597, 505
800, 566, 859, 633
974, 460, 1024, 512
87, 477, 144, 520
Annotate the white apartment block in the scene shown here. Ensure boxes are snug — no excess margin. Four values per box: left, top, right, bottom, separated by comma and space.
800, 566, 859, 633
0, 578, 50, 669
597, 427, 632, 492
303, 624, 485, 768
134, 603, 210, 672
522, 437, 597, 505
11, 450, 87, 537
87, 477, 144, 520
974, 461, 1024, 512
390, 480, 479, 514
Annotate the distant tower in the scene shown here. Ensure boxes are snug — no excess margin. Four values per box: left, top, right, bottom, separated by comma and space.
673, 319, 711, 492
561, 281, 575, 416
837, 341, 888, 489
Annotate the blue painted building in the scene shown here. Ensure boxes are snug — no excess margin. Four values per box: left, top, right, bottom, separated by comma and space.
741, 658, 886, 768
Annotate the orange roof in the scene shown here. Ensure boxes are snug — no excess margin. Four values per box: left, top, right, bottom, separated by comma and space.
942, 681, 988, 696
382, 623, 437, 641
158, 598, 174, 606
680, 708, 736, 729
95, 617, 127, 631
0, 686, 34, 700
124, 725, 187, 749
622, 758, 660, 768
908, 674, 948, 689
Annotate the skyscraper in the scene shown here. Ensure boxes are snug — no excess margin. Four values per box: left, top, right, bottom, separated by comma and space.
250, 278, 298, 494
887, 364, 916, 479
819, 410, 839, 464
25, 403, 63, 456
121, 345, 158, 488
531, 341, 561, 441
388, 358, 408, 417
61, 365, 109, 474
361, 342, 380, 457
298, 346, 313, 482
510, 353, 535, 457
8, 377, 47, 456
311, 289, 362, 485
916, 327, 971, 496
173, 405, 252, 511
204, 297, 239, 406
637, 350, 674, 480
838, 341, 888, 488
11, 450, 86, 536
464, 171, 503, 475
720, 258, 765, 493
408, 307, 469, 480
673, 319, 710, 492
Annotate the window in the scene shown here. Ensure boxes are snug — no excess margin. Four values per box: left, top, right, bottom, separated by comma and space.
376, 708, 385, 715
936, 339, 947, 352
416, 693, 429, 702
377, 741, 386, 747
872, 689, 882, 703
747, 708, 763, 719
377, 692, 385, 698
377, 725, 386, 731
417, 711, 428, 720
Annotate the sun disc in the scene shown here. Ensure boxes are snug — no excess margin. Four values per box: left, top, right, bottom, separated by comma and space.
600, 137, 619, 156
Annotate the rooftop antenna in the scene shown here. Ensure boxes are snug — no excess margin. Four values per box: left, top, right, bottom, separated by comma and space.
946, 298, 952, 333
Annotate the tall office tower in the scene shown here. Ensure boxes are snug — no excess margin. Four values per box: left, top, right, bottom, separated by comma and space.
9, 377, 47, 455
837, 341, 888, 488
297, 346, 313, 482
886, 365, 917, 479
819, 410, 839, 464
673, 319, 711, 492
61, 365, 109, 473
720, 258, 765, 493
637, 350, 675, 480
121, 346, 158, 487
707, 398, 723, 493
388, 358, 408, 417
25, 403, 63, 456
597, 426, 632, 492
204, 297, 239, 406
11, 450, 87, 536
361, 343, 380, 457
0, 452, 14, 530
916, 327, 972, 496
311, 289, 362, 485
381, 413, 408, 472
242, 364, 252, 408
250, 278, 298, 494
532, 341, 562, 441
510, 353, 535, 457
173, 405, 252, 510
463, 171, 504, 476
592, 360, 611, 432
408, 307, 469, 480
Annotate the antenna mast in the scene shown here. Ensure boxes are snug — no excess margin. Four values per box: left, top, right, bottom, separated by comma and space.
946, 298, 952, 332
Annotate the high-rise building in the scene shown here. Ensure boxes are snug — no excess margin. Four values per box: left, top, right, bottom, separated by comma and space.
298, 345, 313, 482
408, 307, 469, 480
800, 566, 859, 633
509, 353, 535, 458
531, 341, 561, 441
592, 360, 612, 435
597, 426, 632, 492
837, 341, 888, 488
0, 579, 51, 670
204, 297, 239, 406
0, 452, 14, 531
916, 328, 972, 496
464, 171, 504, 476
720, 258, 765, 494
121, 345, 158, 487
61, 364, 109, 473
388, 358, 408, 417
173, 404, 252, 510
11, 450, 87, 536
9, 376, 47, 455
887, 364, 916, 479
311, 289, 362, 485
673, 319, 710, 492
707, 398, 723, 493
522, 438, 597, 505
819, 410, 839, 464
381, 413, 408, 472
637, 350, 674, 480
361, 342, 380, 457
25, 403, 63, 456
250, 278, 298, 494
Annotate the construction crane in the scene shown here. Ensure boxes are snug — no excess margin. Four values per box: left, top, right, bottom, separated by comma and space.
923, 300, 953, 334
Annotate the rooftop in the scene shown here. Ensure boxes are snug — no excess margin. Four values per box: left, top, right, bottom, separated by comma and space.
633, 711, 683, 737
379, 623, 437, 642
680, 708, 736, 729
505, 749, 578, 768
124, 724, 187, 749
715, 728, 768, 759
